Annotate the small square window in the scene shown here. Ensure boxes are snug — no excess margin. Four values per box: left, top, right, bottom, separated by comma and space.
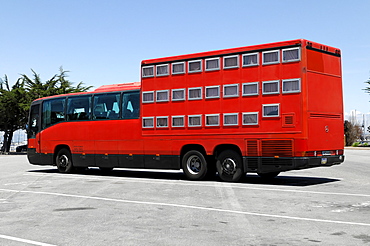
143, 117, 154, 128
205, 58, 220, 71
223, 55, 239, 69
243, 112, 259, 125
206, 114, 220, 126
223, 84, 239, 98
172, 116, 185, 127
262, 81, 279, 95
156, 116, 168, 128
205, 86, 220, 99
142, 91, 154, 103
188, 115, 202, 127
262, 50, 280, 65
242, 53, 259, 67
142, 66, 154, 77
156, 64, 169, 76
282, 48, 300, 62
282, 79, 300, 93
242, 82, 259, 96
188, 60, 202, 73
263, 104, 280, 117
156, 90, 169, 102
172, 89, 185, 101
188, 87, 202, 100
172, 62, 185, 74
224, 113, 238, 126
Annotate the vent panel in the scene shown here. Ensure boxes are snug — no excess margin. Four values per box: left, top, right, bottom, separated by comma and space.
247, 140, 258, 156
310, 113, 341, 119
261, 140, 293, 157
285, 116, 294, 125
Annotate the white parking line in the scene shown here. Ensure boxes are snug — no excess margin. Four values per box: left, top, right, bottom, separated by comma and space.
23, 172, 370, 198
0, 234, 57, 246
1, 188, 370, 227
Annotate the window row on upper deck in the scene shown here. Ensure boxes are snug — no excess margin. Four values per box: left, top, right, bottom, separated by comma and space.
142, 79, 300, 103
142, 47, 300, 78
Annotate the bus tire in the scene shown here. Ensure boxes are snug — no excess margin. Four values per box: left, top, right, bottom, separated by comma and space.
56, 148, 74, 173
216, 150, 243, 182
182, 150, 208, 180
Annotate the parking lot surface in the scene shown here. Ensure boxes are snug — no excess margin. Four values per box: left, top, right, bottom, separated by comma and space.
0, 148, 369, 245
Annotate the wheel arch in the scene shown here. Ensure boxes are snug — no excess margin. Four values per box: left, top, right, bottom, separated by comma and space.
213, 144, 242, 158
180, 144, 207, 160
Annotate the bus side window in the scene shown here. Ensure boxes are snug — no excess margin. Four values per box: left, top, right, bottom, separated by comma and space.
42, 98, 66, 129
93, 93, 120, 120
122, 91, 140, 119
67, 96, 91, 121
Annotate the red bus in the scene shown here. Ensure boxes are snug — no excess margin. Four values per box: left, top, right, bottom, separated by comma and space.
27, 39, 344, 182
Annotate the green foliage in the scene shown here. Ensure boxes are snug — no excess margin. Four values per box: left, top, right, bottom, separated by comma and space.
352, 142, 360, 147
22, 67, 92, 102
0, 68, 92, 152
364, 77, 370, 95
0, 76, 29, 151
344, 120, 363, 146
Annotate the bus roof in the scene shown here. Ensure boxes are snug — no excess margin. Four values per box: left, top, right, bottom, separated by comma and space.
93, 82, 141, 92
32, 82, 141, 102
141, 39, 340, 65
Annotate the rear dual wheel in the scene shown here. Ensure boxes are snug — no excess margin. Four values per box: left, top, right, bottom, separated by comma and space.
216, 150, 244, 182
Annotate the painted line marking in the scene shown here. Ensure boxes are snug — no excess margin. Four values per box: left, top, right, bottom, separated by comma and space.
23, 172, 370, 198
0, 234, 57, 246
1, 188, 370, 227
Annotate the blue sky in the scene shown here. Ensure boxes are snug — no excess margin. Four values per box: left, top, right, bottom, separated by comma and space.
1, 0, 370, 117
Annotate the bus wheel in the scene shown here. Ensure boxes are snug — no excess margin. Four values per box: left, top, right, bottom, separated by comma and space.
257, 172, 280, 179
182, 150, 208, 180
216, 150, 243, 182
56, 148, 73, 173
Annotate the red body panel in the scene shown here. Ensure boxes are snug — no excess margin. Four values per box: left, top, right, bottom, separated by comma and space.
28, 39, 344, 172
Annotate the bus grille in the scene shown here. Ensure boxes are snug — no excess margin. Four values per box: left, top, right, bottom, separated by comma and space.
247, 140, 258, 156
261, 140, 293, 157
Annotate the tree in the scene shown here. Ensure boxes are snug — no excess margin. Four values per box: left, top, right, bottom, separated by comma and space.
344, 120, 363, 146
0, 76, 28, 152
0, 68, 92, 152
22, 67, 92, 100
364, 76, 370, 95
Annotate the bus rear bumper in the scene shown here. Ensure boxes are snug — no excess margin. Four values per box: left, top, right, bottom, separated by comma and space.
243, 155, 345, 174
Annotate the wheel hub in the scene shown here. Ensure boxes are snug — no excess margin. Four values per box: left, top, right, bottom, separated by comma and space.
187, 155, 201, 174
222, 158, 236, 175
58, 155, 69, 168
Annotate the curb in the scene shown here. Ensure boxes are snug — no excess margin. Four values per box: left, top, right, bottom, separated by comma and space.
0, 152, 27, 155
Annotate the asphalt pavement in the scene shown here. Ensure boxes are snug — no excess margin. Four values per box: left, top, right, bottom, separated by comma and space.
0, 148, 369, 245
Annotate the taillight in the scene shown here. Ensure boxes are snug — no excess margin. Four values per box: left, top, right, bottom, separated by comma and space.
336, 149, 344, 155
304, 151, 316, 157
304, 150, 342, 157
